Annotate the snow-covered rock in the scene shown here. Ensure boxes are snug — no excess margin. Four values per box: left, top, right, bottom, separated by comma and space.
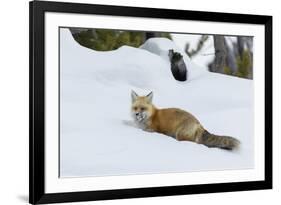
60, 28, 254, 177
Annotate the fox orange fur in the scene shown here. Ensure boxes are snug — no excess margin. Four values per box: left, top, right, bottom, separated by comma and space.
131, 90, 240, 150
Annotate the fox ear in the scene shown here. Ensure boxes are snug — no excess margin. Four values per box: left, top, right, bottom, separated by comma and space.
146, 91, 153, 103
131, 90, 138, 102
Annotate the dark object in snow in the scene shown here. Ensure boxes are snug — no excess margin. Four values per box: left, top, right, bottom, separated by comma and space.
168, 49, 187, 81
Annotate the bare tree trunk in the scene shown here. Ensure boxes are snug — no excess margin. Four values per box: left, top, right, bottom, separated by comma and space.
225, 41, 237, 74
208, 35, 253, 79
237, 36, 245, 59
245, 37, 253, 79
209, 35, 227, 73
185, 35, 208, 58
237, 36, 253, 79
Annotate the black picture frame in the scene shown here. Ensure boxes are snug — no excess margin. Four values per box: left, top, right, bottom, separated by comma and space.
29, 0, 272, 204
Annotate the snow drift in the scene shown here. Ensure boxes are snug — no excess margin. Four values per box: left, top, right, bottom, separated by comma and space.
60, 28, 254, 177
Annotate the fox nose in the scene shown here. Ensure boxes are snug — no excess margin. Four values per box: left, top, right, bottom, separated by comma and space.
135, 112, 140, 116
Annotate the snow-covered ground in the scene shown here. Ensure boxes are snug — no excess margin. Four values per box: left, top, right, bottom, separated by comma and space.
60, 28, 254, 177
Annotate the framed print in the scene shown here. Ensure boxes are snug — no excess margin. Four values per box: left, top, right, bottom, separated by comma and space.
29, 0, 272, 204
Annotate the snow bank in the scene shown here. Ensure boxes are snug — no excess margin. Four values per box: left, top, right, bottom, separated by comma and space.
60, 28, 254, 177
140, 37, 206, 80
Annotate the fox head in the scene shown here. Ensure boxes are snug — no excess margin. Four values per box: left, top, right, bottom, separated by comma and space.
131, 90, 154, 123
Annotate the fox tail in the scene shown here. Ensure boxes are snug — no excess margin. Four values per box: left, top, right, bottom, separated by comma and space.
199, 130, 240, 150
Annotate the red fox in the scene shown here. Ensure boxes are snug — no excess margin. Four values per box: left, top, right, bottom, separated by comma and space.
131, 90, 240, 150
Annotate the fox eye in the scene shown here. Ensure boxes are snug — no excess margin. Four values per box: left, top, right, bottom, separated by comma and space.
140, 107, 146, 111
133, 106, 137, 111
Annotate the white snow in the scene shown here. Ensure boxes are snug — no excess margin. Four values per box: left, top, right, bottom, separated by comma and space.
60, 28, 254, 177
